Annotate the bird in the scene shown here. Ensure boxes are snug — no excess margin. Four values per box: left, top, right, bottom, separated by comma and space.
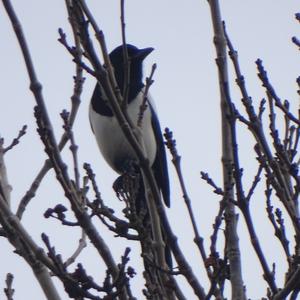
89, 44, 172, 268
89, 44, 170, 208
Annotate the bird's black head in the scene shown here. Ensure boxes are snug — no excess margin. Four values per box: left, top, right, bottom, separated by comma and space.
109, 44, 154, 102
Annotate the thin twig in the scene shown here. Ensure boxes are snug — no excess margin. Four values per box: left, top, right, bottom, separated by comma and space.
245, 165, 263, 202
120, 0, 130, 107
61, 110, 80, 189
265, 185, 291, 260
4, 273, 14, 300
65, 233, 87, 268
0, 139, 12, 207
137, 64, 156, 127
3, 125, 27, 153
200, 172, 224, 196
164, 128, 208, 263
256, 59, 300, 126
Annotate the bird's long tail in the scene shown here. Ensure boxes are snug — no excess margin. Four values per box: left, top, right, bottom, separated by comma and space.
135, 172, 172, 269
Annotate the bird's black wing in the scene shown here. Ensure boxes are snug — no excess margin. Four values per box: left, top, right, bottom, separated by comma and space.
149, 103, 170, 207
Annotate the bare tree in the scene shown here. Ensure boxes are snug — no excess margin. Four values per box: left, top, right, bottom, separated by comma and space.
0, 0, 300, 299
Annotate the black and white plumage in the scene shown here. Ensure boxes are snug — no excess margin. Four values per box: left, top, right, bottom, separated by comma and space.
89, 44, 170, 208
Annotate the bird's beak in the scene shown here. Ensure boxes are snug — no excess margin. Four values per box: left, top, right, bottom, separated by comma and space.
135, 47, 154, 60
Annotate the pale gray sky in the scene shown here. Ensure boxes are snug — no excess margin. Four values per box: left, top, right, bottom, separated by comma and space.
0, 1, 299, 299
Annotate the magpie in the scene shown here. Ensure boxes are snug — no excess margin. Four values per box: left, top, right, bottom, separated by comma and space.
89, 44, 170, 208
89, 44, 172, 269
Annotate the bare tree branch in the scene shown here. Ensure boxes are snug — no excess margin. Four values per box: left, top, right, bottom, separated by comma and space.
208, 1, 246, 299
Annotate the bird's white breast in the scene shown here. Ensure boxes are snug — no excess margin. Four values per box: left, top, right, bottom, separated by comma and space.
89, 92, 157, 173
